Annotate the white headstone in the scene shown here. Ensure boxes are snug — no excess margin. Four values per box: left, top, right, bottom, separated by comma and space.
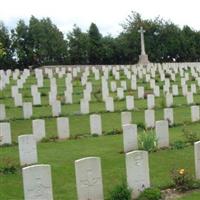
75, 157, 104, 200
123, 124, 138, 153
194, 141, 200, 179
57, 117, 70, 139
90, 114, 102, 135
126, 96, 134, 110
51, 100, 61, 117
121, 112, 132, 125
65, 91, 73, 104
172, 85, 179, 96
138, 86, 144, 99
186, 92, 193, 105
23, 102, 33, 119
145, 109, 155, 128
0, 122, 11, 145
110, 81, 117, 92
164, 108, 174, 125
32, 119, 46, 142
191, 106, 200, 122
126, 151, 150, 198
33, 93, 41, 106
147, 94, 155, 109
0, 104, 6, 120
117, 88, 124, 99
22, 164, 53, 200
14, 93, 23, 107
166, 93, 173, 107
155, 120, 169, 148
80, 99, 89, 114
18, 135, 38, 166
105, 97, 114, 112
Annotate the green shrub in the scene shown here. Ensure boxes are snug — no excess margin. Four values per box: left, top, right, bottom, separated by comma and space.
171, 168, 199, 192
0, 157, 19, 175
171, 140, 186, 149
108, 182, 131, 200
183, 128, 200, 144
106, 129, 122, 135
138, 187, 161, 200
139, 131, 158, 152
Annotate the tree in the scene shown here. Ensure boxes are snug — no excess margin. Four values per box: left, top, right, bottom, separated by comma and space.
11, 19, 32, 68
88, 23, 102, 64
0, 42, 6, 58
0, 22, 15, 69
28, 16, 68, 67
67, 25, 89, 64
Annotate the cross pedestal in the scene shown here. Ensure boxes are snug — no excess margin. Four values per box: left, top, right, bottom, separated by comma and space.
138, 27, 149, 65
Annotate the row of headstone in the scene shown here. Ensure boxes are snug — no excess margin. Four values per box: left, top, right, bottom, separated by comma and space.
21, 150, 150, 200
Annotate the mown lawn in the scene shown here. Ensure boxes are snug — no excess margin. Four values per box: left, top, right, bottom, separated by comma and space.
1, 72, 200, 199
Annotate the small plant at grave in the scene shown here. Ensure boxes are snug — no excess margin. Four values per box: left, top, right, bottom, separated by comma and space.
182, 128, 200, 144
108, 182, 131, 200
144, 92, 152, 99
0, 157, 19, 175
137, 122, 145, 130
137, 187, 162, 200
106, 129, 122, 135
40, 92, 47, 96
160, 96, 165, 108
165, 73, 171, 78
93, 88, 101, 102
171, 140, 186, 150
170, 168, 198, 192
41, 135, 58, 143
91, 133, 99, 137
138, 131, 158, 152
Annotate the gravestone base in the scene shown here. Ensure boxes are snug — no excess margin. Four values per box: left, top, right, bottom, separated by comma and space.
139, 54, 149, 65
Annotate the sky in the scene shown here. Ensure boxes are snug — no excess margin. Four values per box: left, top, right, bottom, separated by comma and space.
1, 0, 200, 37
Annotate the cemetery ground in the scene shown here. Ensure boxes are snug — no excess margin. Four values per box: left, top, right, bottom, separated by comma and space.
1, 68, 200, 199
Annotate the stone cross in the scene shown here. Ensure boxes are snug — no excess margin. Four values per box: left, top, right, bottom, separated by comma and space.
138, 27, 146, 55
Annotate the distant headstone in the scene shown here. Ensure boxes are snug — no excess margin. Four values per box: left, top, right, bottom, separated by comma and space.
145, 109, 155, 128
138, 86, 144, 99
57, 117, 70, 139
186, 92, 194, 105
23, 102, 33, 119
166, 93, 173, 107
164, 108, 174, 125
147, 94, 155, 109
90, 114, 102, 135
0, 104, 6, 120
155, 120, 169, 148
32, 119, 46, 142
51, 100, 61, 117
123, 124, 138, 153
80, 99, 89, 114
14, 93, 23, 107
18, 135, 38, 166
191, 106, 200, 122
121, 112, 132, 125
117, 87, 124, 99
126, 96, 134, 110
0, 122, 11, 145
105, 97, 114, 112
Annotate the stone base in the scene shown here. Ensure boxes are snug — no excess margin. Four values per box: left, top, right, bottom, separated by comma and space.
138, 54, 149, 65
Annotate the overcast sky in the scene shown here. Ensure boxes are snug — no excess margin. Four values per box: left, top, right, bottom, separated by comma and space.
1, 0, 200, 36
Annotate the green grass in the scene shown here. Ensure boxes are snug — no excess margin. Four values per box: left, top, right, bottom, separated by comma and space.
1, 71, 200, 199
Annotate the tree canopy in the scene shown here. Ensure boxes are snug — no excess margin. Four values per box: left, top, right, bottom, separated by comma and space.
1, 12, 200, 69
